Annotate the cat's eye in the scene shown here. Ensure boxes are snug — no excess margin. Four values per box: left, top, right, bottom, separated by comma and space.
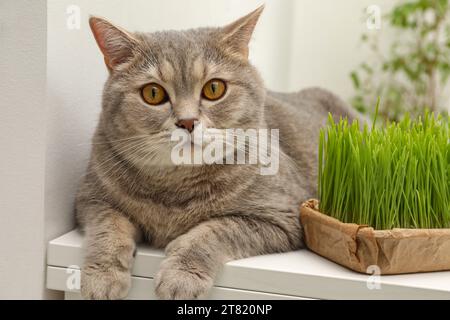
202, 79, 227, 101
141, 83, 169, 105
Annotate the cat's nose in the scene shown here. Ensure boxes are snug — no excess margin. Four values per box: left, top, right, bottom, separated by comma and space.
175, 118, 197, 133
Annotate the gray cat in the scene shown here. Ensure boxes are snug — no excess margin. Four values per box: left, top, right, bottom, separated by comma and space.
76, 6, 361, 299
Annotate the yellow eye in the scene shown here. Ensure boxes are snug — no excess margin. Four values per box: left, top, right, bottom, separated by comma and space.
202, 79, 227, 101
141, 83, 168, 105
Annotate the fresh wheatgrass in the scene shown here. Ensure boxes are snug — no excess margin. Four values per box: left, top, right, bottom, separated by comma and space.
318, 110, 450, 230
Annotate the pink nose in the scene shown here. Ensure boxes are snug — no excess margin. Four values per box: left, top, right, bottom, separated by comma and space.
176, 118, 197, 133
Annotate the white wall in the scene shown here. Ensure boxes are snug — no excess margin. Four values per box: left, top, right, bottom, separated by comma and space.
288, 0, 395, 97
0, 0, 49, 299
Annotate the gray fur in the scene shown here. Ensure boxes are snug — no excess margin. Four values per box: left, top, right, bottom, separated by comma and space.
77, 7, 360, 299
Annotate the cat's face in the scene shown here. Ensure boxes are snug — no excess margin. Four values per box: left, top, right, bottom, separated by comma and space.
91, 7, 265, 166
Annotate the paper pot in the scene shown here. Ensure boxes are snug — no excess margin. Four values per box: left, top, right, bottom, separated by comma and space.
300, 199, 450, 275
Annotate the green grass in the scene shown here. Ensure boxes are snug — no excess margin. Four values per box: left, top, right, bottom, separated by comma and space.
318, 110, 450, 230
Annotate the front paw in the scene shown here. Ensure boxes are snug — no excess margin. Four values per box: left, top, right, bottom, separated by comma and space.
154, 257, 213, 300
81, 264, 131, 300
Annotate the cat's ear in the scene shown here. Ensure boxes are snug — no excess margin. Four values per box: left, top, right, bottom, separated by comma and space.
89, 16, 139, 70
220, 5, 265, 59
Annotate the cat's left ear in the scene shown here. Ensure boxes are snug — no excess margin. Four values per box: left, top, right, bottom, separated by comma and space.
220, 5, 265, 59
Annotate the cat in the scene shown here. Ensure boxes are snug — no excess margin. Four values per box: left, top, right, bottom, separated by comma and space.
76, 5, 362, 299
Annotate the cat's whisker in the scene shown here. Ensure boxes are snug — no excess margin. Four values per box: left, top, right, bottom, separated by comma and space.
220, 137, 299, 173
114, 146, 154, 184
90, 138, 149, 170
78, 134, 150, 147
99, 143, 157, 186
92, 139, 151, 179
85, 142, 150, 176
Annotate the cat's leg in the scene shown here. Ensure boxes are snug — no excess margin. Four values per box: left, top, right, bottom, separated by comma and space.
80, 205, 138, 300
155, 215, 302, 299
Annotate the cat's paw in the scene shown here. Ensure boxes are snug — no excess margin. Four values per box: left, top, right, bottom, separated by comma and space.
154, 257, 213, 300
81, 265, 131, 300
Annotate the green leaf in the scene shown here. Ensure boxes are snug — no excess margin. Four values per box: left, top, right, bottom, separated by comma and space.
350, 71, 361, 89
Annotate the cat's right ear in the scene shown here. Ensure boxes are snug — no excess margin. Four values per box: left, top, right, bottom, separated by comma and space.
89, 16, 139, 71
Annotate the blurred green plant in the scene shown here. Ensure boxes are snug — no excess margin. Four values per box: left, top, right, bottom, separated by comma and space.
351, 0, 450, 121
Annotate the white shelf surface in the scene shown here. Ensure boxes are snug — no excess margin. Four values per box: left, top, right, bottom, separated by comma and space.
47, 230, 450, 299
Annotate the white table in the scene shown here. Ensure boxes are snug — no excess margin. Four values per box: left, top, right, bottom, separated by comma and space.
46, 230, 450, 299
